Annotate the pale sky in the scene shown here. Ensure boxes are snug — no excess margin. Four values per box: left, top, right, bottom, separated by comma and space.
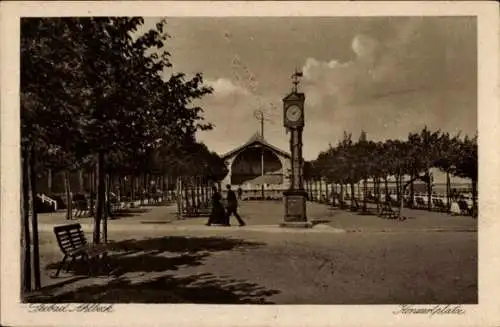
143, 17, 477, 160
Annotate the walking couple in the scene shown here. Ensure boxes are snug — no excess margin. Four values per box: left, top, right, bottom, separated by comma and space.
206, 184, 246, 227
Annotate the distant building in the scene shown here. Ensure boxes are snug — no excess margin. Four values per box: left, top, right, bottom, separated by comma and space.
221, 133, 291, 190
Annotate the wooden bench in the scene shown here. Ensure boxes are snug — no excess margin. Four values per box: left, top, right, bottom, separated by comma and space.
53, 223, 111, 277
378, 202, 405, 220
458, 200, 472, 216
432, 198, 448, 212
415, 197, 426, 209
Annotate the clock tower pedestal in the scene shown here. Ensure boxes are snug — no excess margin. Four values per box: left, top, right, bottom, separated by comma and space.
281, 189, 311, 228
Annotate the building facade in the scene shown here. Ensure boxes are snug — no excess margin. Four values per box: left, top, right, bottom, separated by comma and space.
221, 133, 292, 191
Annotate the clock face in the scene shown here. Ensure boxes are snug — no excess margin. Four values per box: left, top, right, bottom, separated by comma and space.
286, 105, 302, 122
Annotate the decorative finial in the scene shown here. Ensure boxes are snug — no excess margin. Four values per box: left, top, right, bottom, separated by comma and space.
291, 68, 303, 93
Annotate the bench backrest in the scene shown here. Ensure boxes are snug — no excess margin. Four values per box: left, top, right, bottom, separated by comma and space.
53, 223, 88, 255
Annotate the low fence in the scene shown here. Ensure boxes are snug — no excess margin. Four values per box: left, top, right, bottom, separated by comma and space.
176, 179, 213, 218
303, 179, 477, 216
220, 188, 285, 201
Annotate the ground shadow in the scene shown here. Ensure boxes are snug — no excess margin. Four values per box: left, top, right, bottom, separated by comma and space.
310, 219, 332, 226
110, 207, 152, 219
34, 236, 275, 304
46, 236, 265, 276
30, 272, 281, 304
106, 236, 264, 254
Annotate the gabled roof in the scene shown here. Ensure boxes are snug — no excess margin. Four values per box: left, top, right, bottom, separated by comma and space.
221, 132, 291, 159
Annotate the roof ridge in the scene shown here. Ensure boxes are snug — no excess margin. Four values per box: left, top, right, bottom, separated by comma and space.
221, 133, 290, 159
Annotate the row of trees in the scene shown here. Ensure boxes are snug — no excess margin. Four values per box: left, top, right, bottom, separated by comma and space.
306, 127, 477, 215
21, 17, 225, 292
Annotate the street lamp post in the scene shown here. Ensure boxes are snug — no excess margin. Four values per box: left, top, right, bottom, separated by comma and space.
254, 109, 266, 199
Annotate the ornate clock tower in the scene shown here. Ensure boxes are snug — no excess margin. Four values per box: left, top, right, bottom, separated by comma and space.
281, 71, 311, 228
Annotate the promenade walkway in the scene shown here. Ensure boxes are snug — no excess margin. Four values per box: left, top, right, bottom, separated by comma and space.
27, 201, 477, 304
36, 200, 477, 233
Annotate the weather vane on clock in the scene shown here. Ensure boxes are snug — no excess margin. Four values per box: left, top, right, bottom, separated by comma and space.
291, 68, 303, 93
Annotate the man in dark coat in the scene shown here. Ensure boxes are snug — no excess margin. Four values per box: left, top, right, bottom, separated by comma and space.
206, 186, 225, 226
225, 184, 246, 226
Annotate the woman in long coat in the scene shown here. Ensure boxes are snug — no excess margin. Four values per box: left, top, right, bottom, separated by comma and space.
206, 186, 226, 226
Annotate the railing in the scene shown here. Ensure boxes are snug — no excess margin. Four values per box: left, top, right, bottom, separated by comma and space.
303, 181, 477, 216
36, 193, 57, 211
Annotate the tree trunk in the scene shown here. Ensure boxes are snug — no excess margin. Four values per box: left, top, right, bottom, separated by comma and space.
103, 173, 111, 243
47, 168, 52, 194
395, 173, 401, 205
410, 171, 415, 209
89, 168, 95, 217
427, 170, 432, 211
375, 177, 381, 212
21, 152, 32, 293
190, 177, 196, 213
325, 182, 329, 205
339, 183, 344, 208
472, 179, 478, 218
131, 175, 135, 202
350, 183, 356, 210
139, 174, 144, 205
319, 179, 323, 203
117, 175, 122, 203
176, 177, 182, 219
78, 169, 84, 193
400, 174, 404, 206
195, 176, 201, 208
184, 181, 190, 214
357, 182, 361, 203
362, 178, 368, 212
94, 151, 105, 244
384, 177, 389, 200
29, 146, 41, 290
446, 171, 451, 211
64, 171, 72, 220
399, 189, 405, 218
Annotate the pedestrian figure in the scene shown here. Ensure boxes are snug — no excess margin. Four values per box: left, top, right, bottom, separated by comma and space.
237, 186, 243, 200
206, 186, 225, 226
225, 184, 246, 226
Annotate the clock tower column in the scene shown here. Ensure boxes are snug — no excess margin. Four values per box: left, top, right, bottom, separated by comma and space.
281, 71, 311, 228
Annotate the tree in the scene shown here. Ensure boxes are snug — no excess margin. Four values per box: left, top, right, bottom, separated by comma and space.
451, 134, 478, 217
21, 17, 215, 292
434, 132, 462, 210
407, 127, 443, 211
354, 131, 377, 213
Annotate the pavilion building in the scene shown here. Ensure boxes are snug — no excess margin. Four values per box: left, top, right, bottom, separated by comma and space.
220, 133, 292, 195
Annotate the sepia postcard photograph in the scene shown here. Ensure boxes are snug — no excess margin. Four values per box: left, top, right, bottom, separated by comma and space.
1, 1, 499, 327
